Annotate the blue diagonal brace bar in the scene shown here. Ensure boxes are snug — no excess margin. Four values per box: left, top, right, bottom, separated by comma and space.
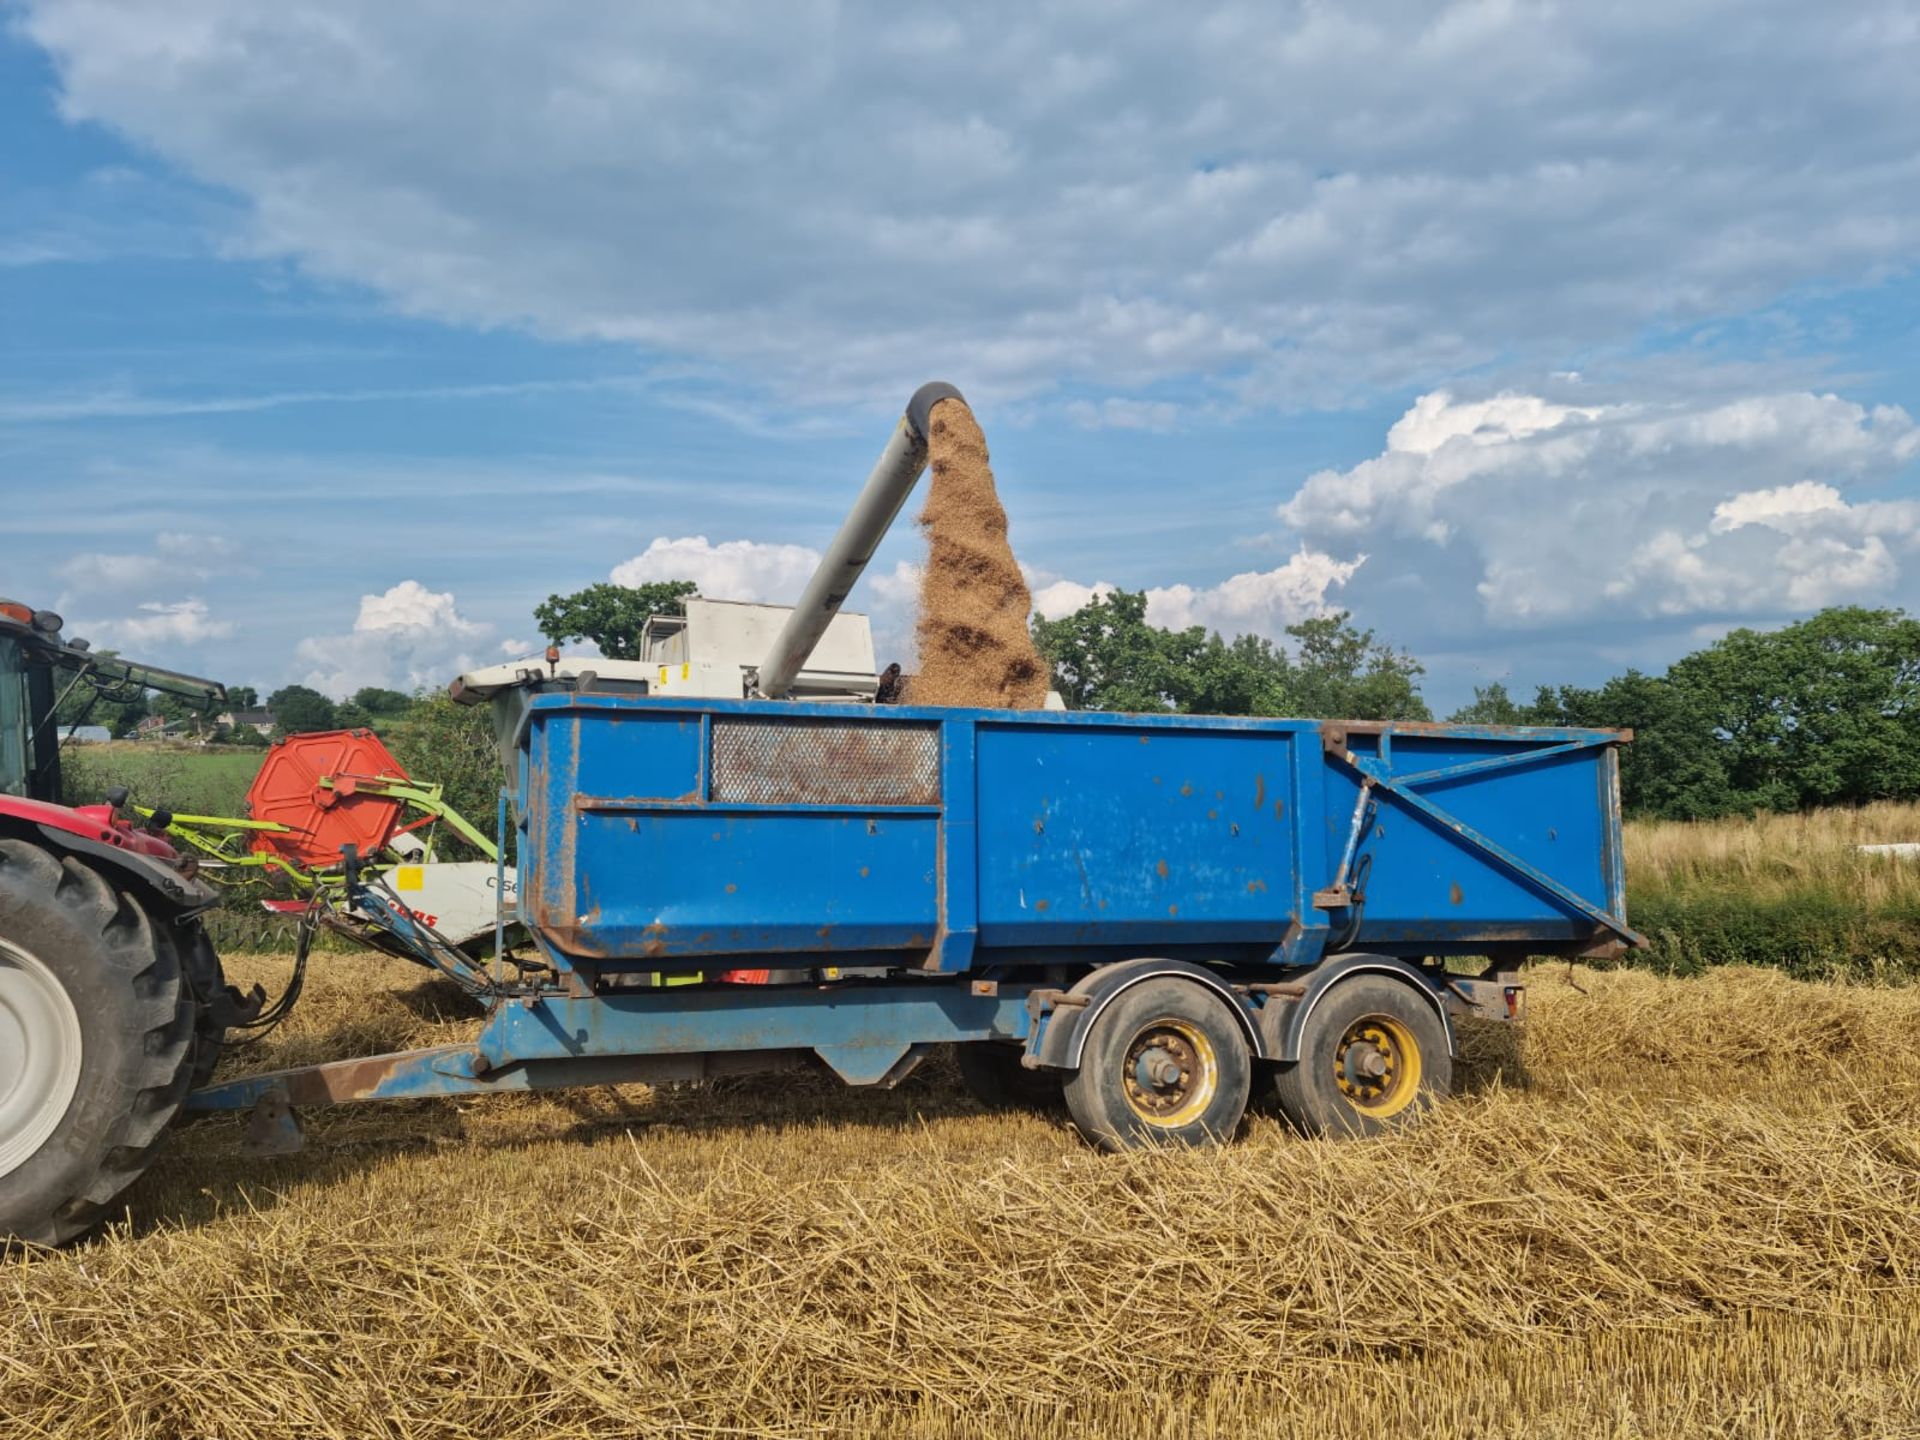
1388, 735, 1607, 790
1339, 749, 1643, 946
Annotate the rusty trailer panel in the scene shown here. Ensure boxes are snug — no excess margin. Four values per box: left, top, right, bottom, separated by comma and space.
514, 695, 1637, 978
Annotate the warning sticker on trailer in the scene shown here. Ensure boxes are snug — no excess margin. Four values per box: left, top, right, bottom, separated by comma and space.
394, 866, 424, 891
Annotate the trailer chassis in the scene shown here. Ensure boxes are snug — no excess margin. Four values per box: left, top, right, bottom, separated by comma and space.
184, 948, 1525, 1151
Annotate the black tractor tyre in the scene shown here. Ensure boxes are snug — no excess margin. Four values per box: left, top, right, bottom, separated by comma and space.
174, 919, 254, 1095
1270, 974, 1453, 1139
955, 1042, 1065, 1112
0, 840, 196, 1247
1062, 977, 1253, 1152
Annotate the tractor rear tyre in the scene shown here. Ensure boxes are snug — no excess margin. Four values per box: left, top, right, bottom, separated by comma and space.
0, 840, 195, 1247
175, 920, 251, 1094
1063, 977, 1252, 1151
1270, 974, 1452, 1138
955, 1043, 1064, 1112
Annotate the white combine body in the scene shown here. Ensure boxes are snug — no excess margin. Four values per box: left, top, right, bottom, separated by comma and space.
456, 598, 882, 704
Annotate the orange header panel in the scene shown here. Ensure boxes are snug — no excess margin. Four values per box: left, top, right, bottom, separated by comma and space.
246, 729, 409, 870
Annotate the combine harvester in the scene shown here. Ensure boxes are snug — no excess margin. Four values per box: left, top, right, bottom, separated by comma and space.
2, 384, 1641, 1244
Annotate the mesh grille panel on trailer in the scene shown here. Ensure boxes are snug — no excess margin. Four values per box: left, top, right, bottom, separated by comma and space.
710, 719, 941, 806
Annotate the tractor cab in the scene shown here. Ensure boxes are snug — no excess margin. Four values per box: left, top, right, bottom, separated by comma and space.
0, 597, 226, 803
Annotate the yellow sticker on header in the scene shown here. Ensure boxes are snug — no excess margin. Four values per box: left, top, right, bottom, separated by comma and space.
394, 866, 424, 891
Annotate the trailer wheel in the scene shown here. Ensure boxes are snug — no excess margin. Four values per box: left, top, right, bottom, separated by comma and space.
0, 841, 195, 1247
1063, 978, 1252, 1151
1271, 974, 1451, 1138
955, 1043, 1063, 1112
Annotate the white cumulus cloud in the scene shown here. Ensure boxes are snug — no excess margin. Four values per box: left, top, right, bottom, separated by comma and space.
57, 531, 241, 597
295, 580, 494, 698
1027, 573, 1116, 619
1141, 549, 1366, 634
1025, 548, 1362, 637
20, 1, 1920, 408
611, 536, 823, 604
351, 579, 489, 638
1277, 388, 1920, 632
89, 597, 234, 648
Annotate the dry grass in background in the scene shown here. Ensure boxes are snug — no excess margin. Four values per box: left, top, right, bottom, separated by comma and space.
1624, 801, 1920, 978
5, 949, 1920, 1438
1627, 798, 1920, 907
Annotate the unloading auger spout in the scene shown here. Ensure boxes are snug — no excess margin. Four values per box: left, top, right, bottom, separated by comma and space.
752, 381, 963, 699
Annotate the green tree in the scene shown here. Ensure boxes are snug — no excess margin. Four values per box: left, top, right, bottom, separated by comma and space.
1527, 608, 1920, 819
1528, 670, 1729, 817
1031, 591, 1427, 720
534, 581, 698, 661
1031, 590, 1192, 712
226, 685, 260, 710
1284, 613, 1430, 721
1448, 682, 1525, 725
267, 684, 337, 736
1184, 632, 1295, 717
387, 693, 504, 850
1677, 607, 1920, 812
351, 686, 412, 717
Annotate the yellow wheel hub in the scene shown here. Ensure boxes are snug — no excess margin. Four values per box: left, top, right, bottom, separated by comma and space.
1333, 1013, 1423, 1119
1122, 1019, 1218, 1128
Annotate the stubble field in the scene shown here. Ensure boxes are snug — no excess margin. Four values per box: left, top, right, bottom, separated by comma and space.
5, 945, 1920, 1438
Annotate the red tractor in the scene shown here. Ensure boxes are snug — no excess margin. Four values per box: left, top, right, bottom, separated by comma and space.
0, 598, 253, 1245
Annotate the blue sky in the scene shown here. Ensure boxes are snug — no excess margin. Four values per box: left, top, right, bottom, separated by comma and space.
4, 2, 1919, 713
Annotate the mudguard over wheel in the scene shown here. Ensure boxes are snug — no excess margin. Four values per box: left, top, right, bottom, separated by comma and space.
1271, 974, 1452, 1138
1063, 976, 1252, 1151
0, 840, 196, 1247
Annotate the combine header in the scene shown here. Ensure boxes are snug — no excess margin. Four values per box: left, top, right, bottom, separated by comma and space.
144, 727, 511, 958
3, 385, 1642, 1244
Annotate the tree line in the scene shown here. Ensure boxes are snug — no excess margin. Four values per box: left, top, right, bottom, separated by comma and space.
521, 584, 1920, 822
1032, 594, 1920, 821
88, 579, 1920, 825
531, 580, 1920, 821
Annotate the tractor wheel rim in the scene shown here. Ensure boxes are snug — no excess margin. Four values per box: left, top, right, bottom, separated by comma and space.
0, 939, 84, 1179
1333, 1012, 1422, 1120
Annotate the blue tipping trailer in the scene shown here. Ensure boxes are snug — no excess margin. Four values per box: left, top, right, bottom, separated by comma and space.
190, 694, 1636, 1150
519, 697, 1634, 974
184, 383, 1640, 1151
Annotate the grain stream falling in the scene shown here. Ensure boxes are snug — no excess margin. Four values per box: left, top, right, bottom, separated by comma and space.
909, 398, 1049, 709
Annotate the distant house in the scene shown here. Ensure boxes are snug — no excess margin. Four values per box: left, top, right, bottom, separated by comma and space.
216, 709, 276, 736
63, 725, 113, 745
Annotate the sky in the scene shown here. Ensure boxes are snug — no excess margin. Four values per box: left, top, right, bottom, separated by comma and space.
4, 1, 1920, 714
